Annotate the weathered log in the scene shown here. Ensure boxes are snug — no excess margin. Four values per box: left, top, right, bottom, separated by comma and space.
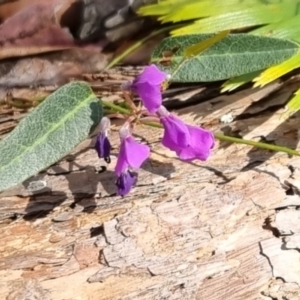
1, 74, 300, 299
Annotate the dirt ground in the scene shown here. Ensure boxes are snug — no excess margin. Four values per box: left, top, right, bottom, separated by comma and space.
1, 70, 300, 300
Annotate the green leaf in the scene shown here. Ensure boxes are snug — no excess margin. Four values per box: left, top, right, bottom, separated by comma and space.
138, 0, 189, 16
139, 0, 299, 33
151, 34, 299, 82
184, 30, 229, 58
221, 70, 262, 92
281, 87, 300, 119
171, 2, 297, 35
158, 0, 256, 23
251, 14, 300, 42
253, 51, 300, 87
0, 82, 102, 192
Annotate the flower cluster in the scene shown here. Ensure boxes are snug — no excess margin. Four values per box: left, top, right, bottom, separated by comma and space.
95, 64, 215, 196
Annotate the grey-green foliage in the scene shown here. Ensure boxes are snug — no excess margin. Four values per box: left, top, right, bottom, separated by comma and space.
0, 82, 102, 192
151, 34, 299, 82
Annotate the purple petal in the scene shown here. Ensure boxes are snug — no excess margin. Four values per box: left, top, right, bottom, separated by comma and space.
133, 82, 162, 113
133, 64, 167, 85
99, 117, 111, 132
115, 141, 128, 175
115, 136, 150, 175
116, 170, 137, 196
95, 133, 111, 163
124, 137, 150, 169
161, 114, 190, 151
178, 125, 215, 161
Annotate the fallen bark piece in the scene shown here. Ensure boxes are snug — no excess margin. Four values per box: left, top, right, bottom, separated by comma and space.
23, 255, 81, 281
285, 234, 300, 250
88, 267, 120, 283
0, 1, 76, 60
6, 279, 50, 300
260, 238, 300, 285
0, 49, 110, 87
275, 208, 300, 235
262, 278, 300, 300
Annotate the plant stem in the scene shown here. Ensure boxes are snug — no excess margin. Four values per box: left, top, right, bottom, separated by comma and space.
140, 120, 163, 128
106, 24, 182, 69
215, 133, 300, 156
142, 120, 300, 156
101, 100, 131, 115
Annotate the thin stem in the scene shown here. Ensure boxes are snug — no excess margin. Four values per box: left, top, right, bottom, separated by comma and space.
7, 99, 33, 109
106, 24, 182, 69
101, 100, 131, 115
123, 91, 138, 112
105, 113, 126, 119
169, 57, 186, 81
215, 133, 300, 156
140, 116, 160, 123
140, 120, 163, 128
140, 121, 300, 156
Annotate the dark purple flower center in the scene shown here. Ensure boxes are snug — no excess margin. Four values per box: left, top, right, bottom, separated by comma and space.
95, 133, 111, 163
116, 170, 137, 196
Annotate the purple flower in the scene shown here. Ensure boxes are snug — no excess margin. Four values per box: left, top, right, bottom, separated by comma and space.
130, 64, 167, 113
115, 123, 150, 196
95, 117, 111, 163
157, 106, 214, 161
116, 170, 137, 196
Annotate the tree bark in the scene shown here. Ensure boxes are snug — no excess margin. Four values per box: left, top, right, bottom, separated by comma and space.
1, 74, 300, 299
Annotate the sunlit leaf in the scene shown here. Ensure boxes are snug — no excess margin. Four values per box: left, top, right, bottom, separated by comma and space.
172, 3, 297, 35
138, 0, 189, 16
184, 30, 229, 58
159, 0, 256, 23
253, 51, 300, 87
221, 70, 262, 92
152, 34, 298, 82
0, 82, 102, 192
282, 87, 300, 119
251, 14, 300, 42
